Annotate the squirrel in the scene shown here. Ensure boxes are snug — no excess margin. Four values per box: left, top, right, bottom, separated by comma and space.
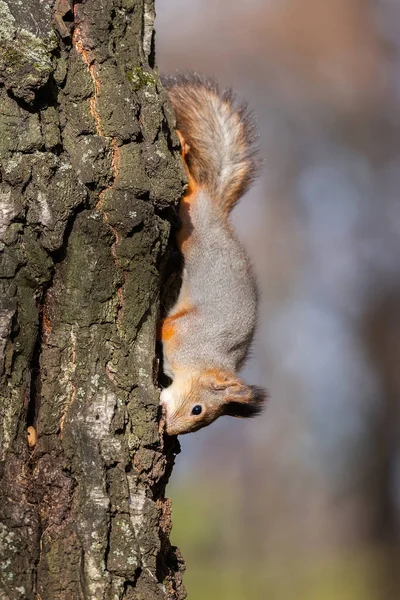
159, 73, 267, 436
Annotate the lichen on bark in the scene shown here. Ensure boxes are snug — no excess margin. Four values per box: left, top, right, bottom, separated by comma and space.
0, 1, 186, 598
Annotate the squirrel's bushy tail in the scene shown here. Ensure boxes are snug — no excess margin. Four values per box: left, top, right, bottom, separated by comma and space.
162, 73, 259, 215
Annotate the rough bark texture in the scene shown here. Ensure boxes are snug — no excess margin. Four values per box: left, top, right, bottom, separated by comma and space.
0, 1, 186, 598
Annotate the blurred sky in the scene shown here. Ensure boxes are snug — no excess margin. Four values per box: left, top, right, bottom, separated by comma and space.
155, 2, 400, 598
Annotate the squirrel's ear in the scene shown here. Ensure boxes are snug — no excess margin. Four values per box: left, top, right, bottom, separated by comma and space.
203, 372, 267, 418
223, 383, 267, 419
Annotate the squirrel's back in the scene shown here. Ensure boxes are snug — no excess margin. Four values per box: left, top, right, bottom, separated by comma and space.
162, 73, 259, 215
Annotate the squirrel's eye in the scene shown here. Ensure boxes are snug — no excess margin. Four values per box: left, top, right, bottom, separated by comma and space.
191, 405, 202, 416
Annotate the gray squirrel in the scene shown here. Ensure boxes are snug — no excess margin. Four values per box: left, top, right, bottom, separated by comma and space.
159, 74, 267, 435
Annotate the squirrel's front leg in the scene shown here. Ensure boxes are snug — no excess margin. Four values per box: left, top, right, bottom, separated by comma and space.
158, 301, 196, 378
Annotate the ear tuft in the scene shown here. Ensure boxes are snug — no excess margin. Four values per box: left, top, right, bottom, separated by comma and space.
224, 385, 268, 419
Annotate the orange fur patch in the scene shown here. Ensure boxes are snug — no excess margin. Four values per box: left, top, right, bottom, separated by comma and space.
176, 130, 190, 158
159, 318, 175, 342
158, 305, 196, 342
203, 368, 234, 387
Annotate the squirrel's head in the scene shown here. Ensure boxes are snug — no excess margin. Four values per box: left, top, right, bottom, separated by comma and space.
160, 369, 267, 436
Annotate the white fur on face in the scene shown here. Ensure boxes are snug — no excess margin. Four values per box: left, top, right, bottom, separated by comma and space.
160, 385, 181, 418
160, 377, 199, 435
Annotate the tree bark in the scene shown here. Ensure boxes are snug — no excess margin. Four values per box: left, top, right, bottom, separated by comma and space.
0, 1, 186, 598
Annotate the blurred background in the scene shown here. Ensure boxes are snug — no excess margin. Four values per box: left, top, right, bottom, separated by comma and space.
156, 1, 400, 598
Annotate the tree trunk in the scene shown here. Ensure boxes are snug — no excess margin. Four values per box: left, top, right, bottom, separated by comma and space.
0, 1, 185, 598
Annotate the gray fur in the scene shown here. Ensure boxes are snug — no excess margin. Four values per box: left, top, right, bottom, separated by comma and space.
167, 189, 257, 372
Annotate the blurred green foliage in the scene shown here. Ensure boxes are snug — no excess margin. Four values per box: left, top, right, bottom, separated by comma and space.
181, 562, 375, 600
170, 481, 378, 600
